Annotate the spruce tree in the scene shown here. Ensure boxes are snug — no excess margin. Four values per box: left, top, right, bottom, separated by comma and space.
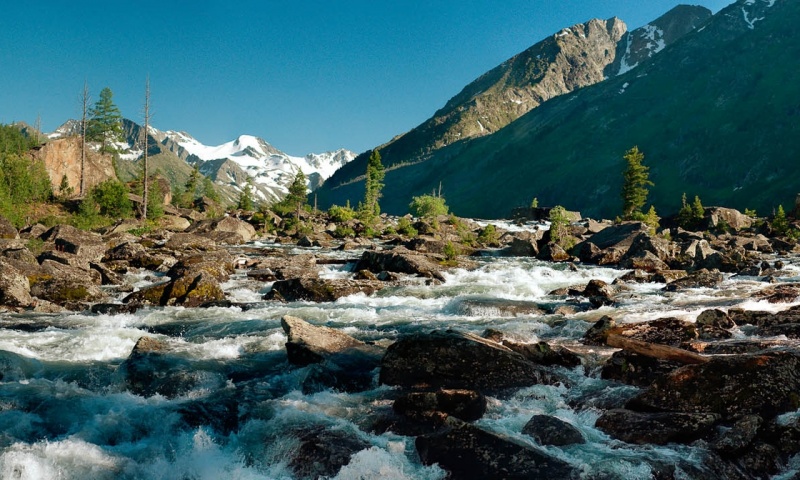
237, 177, 255, 211
621, 146, 654, 219
285, 170, 308, 217
360, 149, 385, 223
88, 87, 124, 153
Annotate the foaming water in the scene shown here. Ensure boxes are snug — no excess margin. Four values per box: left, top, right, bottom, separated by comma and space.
0, 246, 796, 478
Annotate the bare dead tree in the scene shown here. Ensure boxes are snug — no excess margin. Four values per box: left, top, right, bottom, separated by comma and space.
142, 76, 151, 220
33, 113, 42, 145
80, 81, 90, 197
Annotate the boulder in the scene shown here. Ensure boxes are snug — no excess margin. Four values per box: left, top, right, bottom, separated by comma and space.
537, 242, 571, 262
416, 417, 576, 479
506, 231, 543, 256
604, 317, 698, 347
159, 215, 191, 232
705, 207, 754, 231
118, 336, 209, 398
286, 426, 370, 480
619, 251, 669, 272
754, 283, 800, 303
164, 233, 217, 251
103, 241, 147, 262
595, 409, 719, 445
454, 298, 545, 317
578, 222, 649, 265
696, 309, 735, 329
712, 415, 762, 455
29, 261, 107, 307
601, 350, 685, 387
0, 216, 19, 239
0, 258, 33, 307
394, 389, 487, 422
41, 224, 107, 264
583, 279, 616, 307
354, 247, 445, 281
249, 253, 318, 281
629, 350, 800, 420
379, 329, 562, 391
266, 278, 383, 302
166, 251, 234, 283
582, 316, 617, 346
490, 336, 582, 368
188, 216, 256, 244
522, 415, 585, 446
280, 315, 381, 366
664, 269, 724, 291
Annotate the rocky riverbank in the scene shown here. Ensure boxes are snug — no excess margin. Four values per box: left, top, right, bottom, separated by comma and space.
2, 206, 800, 478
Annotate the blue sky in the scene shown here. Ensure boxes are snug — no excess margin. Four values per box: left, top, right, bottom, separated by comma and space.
1, 0, 731, 155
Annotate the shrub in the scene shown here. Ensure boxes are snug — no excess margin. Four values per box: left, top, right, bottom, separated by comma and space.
478, 224, 500, 246
333, 225, 355, 238
409, 194, 448, 219
443, 241, 458, 262
90, 179, 132, 218
549, 205, 575, 249
397, 217, 418, 237
328, 204, 355, 222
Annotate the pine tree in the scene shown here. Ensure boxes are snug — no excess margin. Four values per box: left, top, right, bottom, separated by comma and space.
285, 170, 308, 217
621, 146, 654, 219
360, 149, 385, 223
677, 193, 694, 229
773, 204, 789, 235
88, 87, 124, 153
202, 175, 220, 202
692, 195, 705, 222
237, 177, 255, 211
178, 165, 201, 208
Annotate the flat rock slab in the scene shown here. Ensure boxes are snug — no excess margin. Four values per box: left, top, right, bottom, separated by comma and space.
281, 315, 381, 366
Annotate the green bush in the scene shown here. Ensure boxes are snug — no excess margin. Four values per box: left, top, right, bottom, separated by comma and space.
333, 225, 355, 238
549, 205, 575, 249
90, 179, 132, 218
396, 217, 418, 237
328, 204, 355, 222
409, 194, 448, 219
478, 224, 500, 246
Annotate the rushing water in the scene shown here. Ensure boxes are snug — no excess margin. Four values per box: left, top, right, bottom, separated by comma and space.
1, 234, 800, 479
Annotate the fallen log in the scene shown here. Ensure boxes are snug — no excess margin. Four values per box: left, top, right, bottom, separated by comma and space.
606, 334, 710, 365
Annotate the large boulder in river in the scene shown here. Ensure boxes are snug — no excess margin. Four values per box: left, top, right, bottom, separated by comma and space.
578, 222, 649, 265
354, 247, 445, 281
41, 224, 107, 265
286, 425, 370, 480
394, 389, 487, 422
522, 415, 585, 446
416, 417, 576, 479
629, 350, 800, 420
266, 278, 384, 302
380, 329, 562, 391
281, 315, 382, 366
167, 251, 234, 283
123, 271, 224, 307
595, 409, 720, 445
188, 216, 256, 244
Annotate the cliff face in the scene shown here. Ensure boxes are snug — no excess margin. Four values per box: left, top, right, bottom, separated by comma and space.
32, 137, 117, 196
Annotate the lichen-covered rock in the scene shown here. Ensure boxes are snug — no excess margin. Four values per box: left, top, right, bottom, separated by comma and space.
167, 251, 234, 283
629, 350, 800, 420
380, 329, 563, 391
595, 409, 720, 445
416, 417, 576, 479
281, 315, 381, 366
664, 268, 724, 291
188, 216, 256, 244
266, 278, 383, 302
0, 216, 19, 239
164, 233, 217, 251
522, 415, 585, 446
123, 272, 224, 307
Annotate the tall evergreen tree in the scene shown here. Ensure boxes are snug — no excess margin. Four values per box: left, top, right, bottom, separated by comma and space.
284, 170, 308, 217
88, 87, 124, 153
621, 146, 654, 219
360, 149, 385, 223
237, 177, 255, 211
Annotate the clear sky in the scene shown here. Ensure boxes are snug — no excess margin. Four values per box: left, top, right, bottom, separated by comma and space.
1, 0, 732, 156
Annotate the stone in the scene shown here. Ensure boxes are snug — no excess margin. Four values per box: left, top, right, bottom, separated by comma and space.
522, 415, 585, 446
583, 279, 616, 307
712, 415, 762, 455
601, 350, 684, 387
595, 409, 720, 445
354, 247, 445, 281
629, 350, 800, 420
606, 317, 697, 347
394, 389, 487, 422
454, 298, 545, 317
167, 251, 234, 283
705, 207, 754, 231
281, 315, 381, 366
286, 425, 370, 480
164, 233, 217, 251
380, 329, 563, 391
664, 269, 723, 291
416, 417, 576, 479
696, 309, 735, 329
0, 216, 19, 239
583, 316, 616, 346
0, 258, 33, 307
266, 278, 384, 302
189, 216, 256, 244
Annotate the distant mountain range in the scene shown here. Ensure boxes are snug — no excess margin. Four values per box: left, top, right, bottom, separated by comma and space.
317, 0, 800, 219
48, 119, 355, 205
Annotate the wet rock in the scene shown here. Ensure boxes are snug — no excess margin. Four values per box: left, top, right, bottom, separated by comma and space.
522, 415, 585, 446
89, 262, 125, 286
90, 303, 141, 315
249, 253, 318, 281
123, 272, 225, 307
0, 259, 33, 307
281, 315, 381, 366
394, 389, 487, 422
266, 278, 383, 302
609, 317, 698, 347
601, 350, 684, 387
454, 298, 545, 317
583, 316, 617, 346
583, 279, 616, 307
103, 241, 147, 262
614, 269, 653, 283
287, 425, 370, 480
416, 417, 576, 479
537, 241, 572, 262
118, 336, 208, 398
354, 247, 445, 281
167, 251, 234, 283
696, 309, 735, 329
683, 339, 789, 355
664, 269, 723, 291
176, 391, 239, 435
712, 415, 762, 455
652, 270, 688, 283
499, 339, 582, 368
29, 262, 107, 307
754, 283, 800, 303
578, 222, 649, 265
595, 409, 720, 445
738, 442, 782, 478
619, 250, 669, 272
506, 231, 542, 256
352, 269, 378, 281
629, 350, 800, 420
380, 329, 563, 391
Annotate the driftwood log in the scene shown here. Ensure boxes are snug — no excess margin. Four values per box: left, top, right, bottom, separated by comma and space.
606, 334, 710, 365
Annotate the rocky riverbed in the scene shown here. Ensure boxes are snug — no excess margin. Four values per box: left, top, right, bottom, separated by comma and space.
1, 208, 800, 479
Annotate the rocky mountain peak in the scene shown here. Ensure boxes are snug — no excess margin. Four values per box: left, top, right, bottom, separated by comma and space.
607, 5, 712, 76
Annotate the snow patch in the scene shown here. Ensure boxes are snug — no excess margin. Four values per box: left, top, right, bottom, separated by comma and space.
619, 82, 630, 94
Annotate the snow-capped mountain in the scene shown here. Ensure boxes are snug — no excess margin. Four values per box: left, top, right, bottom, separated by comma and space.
50, 118, 356, 205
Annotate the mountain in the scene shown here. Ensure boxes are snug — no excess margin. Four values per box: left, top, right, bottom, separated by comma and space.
321, 0, 798, 219
317, 5, 710, 210
49, 119, 355, 206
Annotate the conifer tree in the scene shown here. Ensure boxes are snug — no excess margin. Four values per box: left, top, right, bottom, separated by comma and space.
237, 177, 255, 211
88, 87, 124, 153
284, 170, 308, 217
360, 149, 385, 223
621, 146, 654, 220
773, 204, 789, 235
202, 175, 220, 202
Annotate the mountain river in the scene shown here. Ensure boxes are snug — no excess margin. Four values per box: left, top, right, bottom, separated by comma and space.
1, 221, 800, 479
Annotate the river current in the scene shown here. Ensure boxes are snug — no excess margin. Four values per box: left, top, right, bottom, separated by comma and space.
2, 224, 800, 479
